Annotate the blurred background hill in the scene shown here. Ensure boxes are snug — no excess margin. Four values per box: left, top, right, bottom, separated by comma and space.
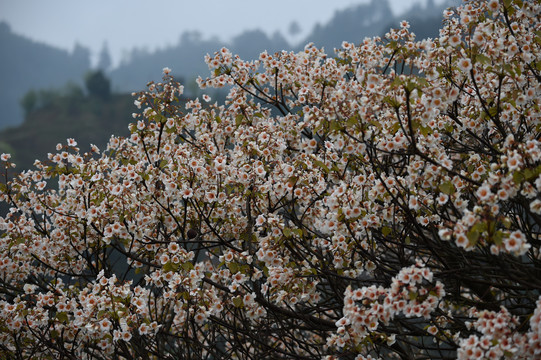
0, 0, 458, 170
0, 22, 91, 130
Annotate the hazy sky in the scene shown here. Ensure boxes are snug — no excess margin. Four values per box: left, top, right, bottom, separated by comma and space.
0, 0, 442, 67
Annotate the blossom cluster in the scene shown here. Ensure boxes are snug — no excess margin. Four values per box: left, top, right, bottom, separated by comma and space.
0, 0, 540, 358
328, 262, 445, 351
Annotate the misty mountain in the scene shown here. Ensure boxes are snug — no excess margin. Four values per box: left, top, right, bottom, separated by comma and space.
302, 0, 393, 51
110, 29, 291, 95
303, 0, 459, 51
110, 31, 224, 95
0, 0, 457, 170
383, 0, 460, 40
0, 0, 455, 131
0, 22, 91, 129
109, 0, 456, 93
0, 91, 134, 170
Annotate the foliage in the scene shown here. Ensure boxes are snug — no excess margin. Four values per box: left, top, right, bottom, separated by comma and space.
19, 83, 85, 117
85, 70, 111, 100
1, 0, 541, 359
97, 42, 112, 72
20, 89, 38, 115
0, 22, 90, 128
0, 92, 134, 171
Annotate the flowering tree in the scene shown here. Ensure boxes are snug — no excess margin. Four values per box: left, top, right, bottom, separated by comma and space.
1, 0, 541, 358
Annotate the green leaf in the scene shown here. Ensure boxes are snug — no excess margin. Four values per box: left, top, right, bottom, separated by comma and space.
56, 312, 69, 323
235, 114, 244, 126
475, 54, 491, 65
524, 167, 540, 181
240, 264, 250, 274
283, 228, 292, 238
292, 228, 303, 237
383, 96, 399, 108
387, 40, 399, 50
513, 171, 525, 185
467, 222, 487, 245
416, 77, 429, 87
467, 229, 479, 244
392, 76, 403, 87
162, 262, 173, 272
347, 115, 360, 127
240, 230, 252, 243
439, 181, 455, 195
503, 64, 515, 77
313, 160, 330, 174
419, 125, 432, 137
472, 221, 488, 233
227, 262, 239, 274
182, 262, 194, 271
232, 297, 243, 308
404, 81, 417, 93
389, 121, 401, 134
487, 106, 499, 118
492, 231, 504, 246
329, 121, 342, 132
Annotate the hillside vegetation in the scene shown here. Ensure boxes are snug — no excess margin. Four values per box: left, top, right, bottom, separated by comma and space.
0, 90, 133, 170
0, 22, 90, 128
0, 0, 455, 170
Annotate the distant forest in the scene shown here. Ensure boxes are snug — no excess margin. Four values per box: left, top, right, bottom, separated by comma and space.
0, 0, 457, 169
110, 0, 452, 95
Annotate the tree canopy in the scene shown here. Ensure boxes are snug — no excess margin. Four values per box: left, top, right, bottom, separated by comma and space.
1, 0, 541, 359
85, 70, 111, 100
